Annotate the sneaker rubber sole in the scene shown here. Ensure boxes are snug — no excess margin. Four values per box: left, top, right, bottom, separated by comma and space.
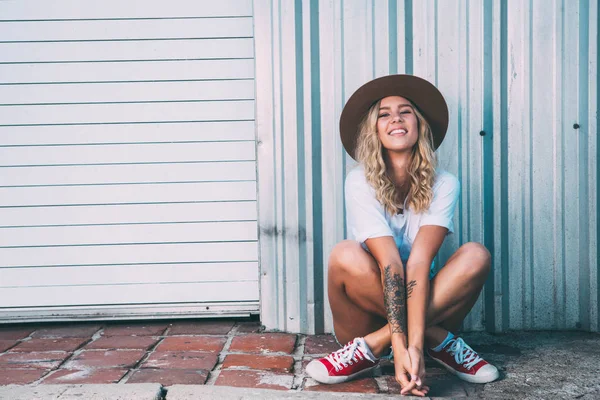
430, 356, 500, 384
305, 361, 379, 385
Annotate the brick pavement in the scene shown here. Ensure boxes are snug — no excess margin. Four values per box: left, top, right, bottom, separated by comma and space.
0, 319, 474, 395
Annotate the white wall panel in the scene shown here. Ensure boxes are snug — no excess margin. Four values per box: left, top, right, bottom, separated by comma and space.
0, 39, 254, 63
0, 18, 253, 41
0, 80, 255, 105
0, 162, 256, 186
0, 221, 257, 247
0, 0, 260, 322
0, 142, 255, 166
2, 281, 259, 307
0, 101, 254, 125
0, 0, 253, 19
0, 241, 258, 268
0, 181, 257, 206
0, 121, 256, 145
2, 262, 258, 287
0, 202, 257, 227
0, 59, 254, 84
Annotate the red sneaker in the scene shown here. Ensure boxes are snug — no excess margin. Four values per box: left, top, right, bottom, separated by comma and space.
428, 337, 499, 383
305, 337, 378, 384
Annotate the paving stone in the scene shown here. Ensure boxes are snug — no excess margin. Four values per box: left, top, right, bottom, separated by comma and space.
11, 337, 89, 353
85, 336, 159, 350
304, 377, 379, 393
229, 333, 297, 354
382, 373, 467, 397
222, 354, 294, 373
127, 368, 209, 386
0, 368, 48, 385
0, 383, 163, 400
64, 349, 146, 369
142, 351, 218, 370
168, 320, 235, 335
156, 336, 226, 353
102, 322, 168, 337
0, 339, 19, 352
235, 321, 262, 334
0, 327, 35, 341
215, 369, 294, 391
302, 357, 316, 371
0, 351, 69, 369
304, 335, 340, 355
31, 324, 101, 339
41, 368, 128, 384
380, 360, 447, 376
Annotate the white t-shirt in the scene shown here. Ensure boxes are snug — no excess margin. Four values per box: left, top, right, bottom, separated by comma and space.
345, 165, 460, 272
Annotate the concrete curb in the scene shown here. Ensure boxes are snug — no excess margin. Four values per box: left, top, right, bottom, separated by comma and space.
166, 385, 430, 399
0, 384, 163, 400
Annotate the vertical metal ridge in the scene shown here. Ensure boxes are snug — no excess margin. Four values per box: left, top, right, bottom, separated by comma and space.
371, 0, 376, 76
556, 0, 567, 329
499, 0, 509, 332
456, 0, 464, 244
596, 0, 600, 333
465, 1, 471, 242
309, 0, 324, 334
482, 0, 496, 331
389, 0, 398, 74
276, 0, 287, 329
294, 0, 307, 331
434, 0, 438, 85
527, 0, 535, 329
404, 0, 413, 74
578, 0, 591, 330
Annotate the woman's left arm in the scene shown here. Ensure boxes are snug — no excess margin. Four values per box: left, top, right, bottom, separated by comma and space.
405, 224, 447, 349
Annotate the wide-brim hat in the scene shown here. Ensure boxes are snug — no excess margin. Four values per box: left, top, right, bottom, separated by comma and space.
339, 74, 449, 160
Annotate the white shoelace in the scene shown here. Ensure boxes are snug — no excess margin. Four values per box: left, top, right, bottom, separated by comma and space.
446, 338, 482, 370
325, 340, 369, 372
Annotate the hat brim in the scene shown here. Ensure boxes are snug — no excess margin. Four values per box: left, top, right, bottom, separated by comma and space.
339, 74, 449, 160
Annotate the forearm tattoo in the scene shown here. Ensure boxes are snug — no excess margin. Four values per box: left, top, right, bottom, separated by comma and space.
383, 265, 408, 334
406, 280, 417, 299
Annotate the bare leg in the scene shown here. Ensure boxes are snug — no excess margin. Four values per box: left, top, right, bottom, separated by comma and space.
328, 241, 491, 355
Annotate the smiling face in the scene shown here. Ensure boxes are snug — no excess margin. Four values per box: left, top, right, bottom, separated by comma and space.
376, 96, 419, 154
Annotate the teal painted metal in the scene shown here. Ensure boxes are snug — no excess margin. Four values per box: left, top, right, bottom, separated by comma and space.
254, 0, 598, 333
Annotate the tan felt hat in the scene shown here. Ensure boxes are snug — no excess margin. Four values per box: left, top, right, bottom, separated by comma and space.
339, 74, 449, 160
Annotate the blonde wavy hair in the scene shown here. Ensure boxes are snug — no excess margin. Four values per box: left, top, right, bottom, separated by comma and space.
355, 99, 437, 215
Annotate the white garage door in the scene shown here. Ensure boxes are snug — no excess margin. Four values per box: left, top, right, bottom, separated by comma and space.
0, 0, 259, 322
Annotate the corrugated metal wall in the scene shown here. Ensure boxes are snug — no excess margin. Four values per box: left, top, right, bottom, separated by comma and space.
255, 0, 598, 333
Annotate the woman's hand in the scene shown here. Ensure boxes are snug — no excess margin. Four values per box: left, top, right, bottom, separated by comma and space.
406, 346, 426, 392
392, 340, 429, 397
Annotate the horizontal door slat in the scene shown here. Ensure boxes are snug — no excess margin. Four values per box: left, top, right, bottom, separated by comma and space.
1, 80, 255, 105
0, 242, 259, 268
0, 59, 254, 84
0, 1, 253, 20
0, 162, 257, 186
0, 221, 258, 247
0, 282, 259, 307
0, 101, 254, 126
0, 121, 256, 146
0, 39, 254, 63
0, 181, 257, 207
0, 142, 255, 166
0, 18, 253, 41
0, 202, 257, 227
1, 262, 258, 287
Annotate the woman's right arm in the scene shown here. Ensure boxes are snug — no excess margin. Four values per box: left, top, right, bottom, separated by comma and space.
365, 236, 427, 397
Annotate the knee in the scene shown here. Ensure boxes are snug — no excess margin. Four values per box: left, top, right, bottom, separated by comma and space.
459, 242, 491, 278
328, 240, 378, 280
